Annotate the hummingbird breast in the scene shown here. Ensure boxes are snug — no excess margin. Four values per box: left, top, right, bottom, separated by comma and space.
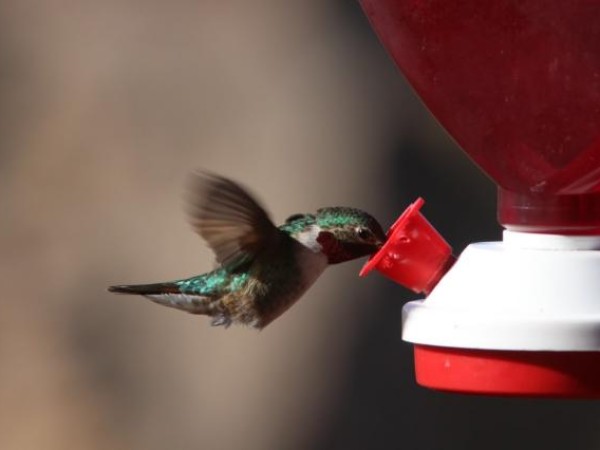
237, 240, 328, 328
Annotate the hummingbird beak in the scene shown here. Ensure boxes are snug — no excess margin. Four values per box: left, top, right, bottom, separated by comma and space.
374, 231, 387, 250
366, 237, 385, 255
372, 239, 385, 253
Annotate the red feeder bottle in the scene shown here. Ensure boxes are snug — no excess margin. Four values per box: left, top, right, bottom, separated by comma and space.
359, 0, 600, 397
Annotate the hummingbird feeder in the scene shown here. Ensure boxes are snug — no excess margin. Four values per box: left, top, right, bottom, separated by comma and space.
359, 0, 600, 397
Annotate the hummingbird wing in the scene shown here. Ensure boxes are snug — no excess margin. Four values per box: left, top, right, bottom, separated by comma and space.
186, 172, 282, 270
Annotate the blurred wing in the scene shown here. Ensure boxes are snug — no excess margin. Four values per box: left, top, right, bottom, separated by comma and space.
186, 172, 280, 269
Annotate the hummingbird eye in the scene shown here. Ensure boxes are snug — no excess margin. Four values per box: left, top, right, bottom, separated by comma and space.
356, 227, 372, 241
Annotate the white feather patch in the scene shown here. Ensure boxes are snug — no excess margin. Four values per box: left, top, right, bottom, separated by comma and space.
294, 224, 323, 253
146, 293, 209, 314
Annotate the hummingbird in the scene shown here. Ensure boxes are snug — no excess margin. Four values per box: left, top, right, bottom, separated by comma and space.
108, 172, 386, 329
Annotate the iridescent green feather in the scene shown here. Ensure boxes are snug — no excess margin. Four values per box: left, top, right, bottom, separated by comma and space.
174, 269, 250, 297
316, 207, 376, 229
279, 215, 316, 236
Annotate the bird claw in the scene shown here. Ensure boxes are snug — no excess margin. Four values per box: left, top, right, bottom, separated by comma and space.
210, 314, 232, 328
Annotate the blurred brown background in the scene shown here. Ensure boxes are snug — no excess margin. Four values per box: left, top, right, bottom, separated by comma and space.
1, 1, 599, 450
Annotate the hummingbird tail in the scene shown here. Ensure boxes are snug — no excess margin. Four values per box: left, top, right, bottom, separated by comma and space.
108, 282, 215, 315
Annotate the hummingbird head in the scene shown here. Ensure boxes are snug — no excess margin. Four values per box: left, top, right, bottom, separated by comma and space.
313, 207, 386, 264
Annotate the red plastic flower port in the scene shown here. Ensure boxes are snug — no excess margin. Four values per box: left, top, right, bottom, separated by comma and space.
360, 198, 454, 295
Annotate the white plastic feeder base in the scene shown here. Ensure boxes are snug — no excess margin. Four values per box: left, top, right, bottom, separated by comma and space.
401, 231, 600, 397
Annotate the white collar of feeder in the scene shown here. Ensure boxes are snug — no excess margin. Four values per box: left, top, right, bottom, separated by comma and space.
403, 230, 600, 352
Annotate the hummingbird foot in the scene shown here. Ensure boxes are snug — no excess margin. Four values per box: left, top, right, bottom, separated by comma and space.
210, 314, 232, 328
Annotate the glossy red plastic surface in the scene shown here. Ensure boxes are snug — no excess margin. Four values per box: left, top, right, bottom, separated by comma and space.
360, 1, 600, 233
360, 198, 454, 294
414, 345, 600, 397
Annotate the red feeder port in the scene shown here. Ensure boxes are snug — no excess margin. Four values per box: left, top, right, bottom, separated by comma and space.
360, 198, 454, 295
